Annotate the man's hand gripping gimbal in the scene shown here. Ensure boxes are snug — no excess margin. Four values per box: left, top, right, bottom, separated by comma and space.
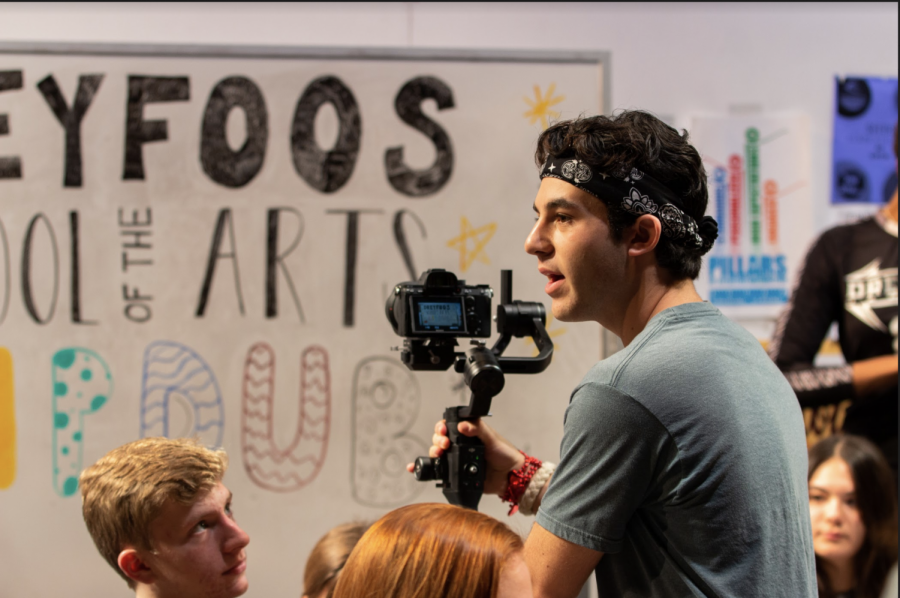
385, 268, 553, 510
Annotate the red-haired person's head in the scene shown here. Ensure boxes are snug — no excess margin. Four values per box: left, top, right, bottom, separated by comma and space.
332, 503, 531, 598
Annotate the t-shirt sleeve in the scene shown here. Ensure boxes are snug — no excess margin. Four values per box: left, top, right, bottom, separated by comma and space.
535, 382, 673, 554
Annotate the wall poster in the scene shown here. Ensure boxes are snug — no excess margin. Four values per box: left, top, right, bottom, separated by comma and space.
691, 114, 814, 321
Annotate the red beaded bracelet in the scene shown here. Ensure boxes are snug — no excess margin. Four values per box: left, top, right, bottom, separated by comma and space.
499, 451, 542, 515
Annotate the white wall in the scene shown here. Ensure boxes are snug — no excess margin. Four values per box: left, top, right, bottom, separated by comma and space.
1, 1, 897, 233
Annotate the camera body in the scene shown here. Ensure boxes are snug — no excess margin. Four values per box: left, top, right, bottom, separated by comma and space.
386, 269, 492, 339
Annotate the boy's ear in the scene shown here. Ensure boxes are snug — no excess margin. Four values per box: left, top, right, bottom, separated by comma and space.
626, 214, 662, 257
118, 548, 155, 585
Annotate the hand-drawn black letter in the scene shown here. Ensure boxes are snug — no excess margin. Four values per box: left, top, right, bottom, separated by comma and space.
0, 71, 23, 179
393, 209, 427, 280
0, 218, 10, 325
195, 209, 245, 317
291, 76, 361, 193
123, 76, 190, 180
36, 74, 104, 188
385, 77, 455, 197
200, 76, 268, 188
69, 211, 97, 325
21, 213, 59, 324
325, 209, 382, 327
266, 208, 304, 322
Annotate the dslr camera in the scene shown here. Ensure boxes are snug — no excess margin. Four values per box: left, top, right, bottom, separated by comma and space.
386, 268, 492, 370
386, 268, 553, 510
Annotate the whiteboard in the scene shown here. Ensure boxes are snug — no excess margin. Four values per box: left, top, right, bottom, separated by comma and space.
0, 43, 606, 598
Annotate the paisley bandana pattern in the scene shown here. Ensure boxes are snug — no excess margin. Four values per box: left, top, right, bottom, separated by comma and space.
539, 156, 718, 252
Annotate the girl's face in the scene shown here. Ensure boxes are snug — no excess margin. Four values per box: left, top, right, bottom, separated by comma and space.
809, 457, 867, 565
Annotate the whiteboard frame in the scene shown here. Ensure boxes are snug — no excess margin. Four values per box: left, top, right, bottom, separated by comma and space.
0, 41, 611, 116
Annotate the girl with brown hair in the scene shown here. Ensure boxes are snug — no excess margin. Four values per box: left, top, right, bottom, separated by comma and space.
332, 503, 531, 598
808, 434, 898, 598
302, 522, 370, 598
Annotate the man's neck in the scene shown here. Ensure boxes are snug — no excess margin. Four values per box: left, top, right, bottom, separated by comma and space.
135, 585, 156, 598
615, 273, 704, 347
134, 583, 169, 598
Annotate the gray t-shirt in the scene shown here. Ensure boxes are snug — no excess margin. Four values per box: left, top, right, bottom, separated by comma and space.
536, 302, 817, 597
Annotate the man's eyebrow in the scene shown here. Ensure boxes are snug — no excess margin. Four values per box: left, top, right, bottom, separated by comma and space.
533, 198, 581, 213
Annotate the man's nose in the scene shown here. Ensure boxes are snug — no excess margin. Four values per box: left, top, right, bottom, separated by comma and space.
224, 518, 250, 552
525, 221, 549, 255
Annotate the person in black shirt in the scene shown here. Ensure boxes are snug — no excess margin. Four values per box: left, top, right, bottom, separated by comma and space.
770, 126, 898, 472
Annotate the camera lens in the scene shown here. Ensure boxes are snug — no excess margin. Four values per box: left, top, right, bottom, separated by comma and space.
414, 457, 437, 481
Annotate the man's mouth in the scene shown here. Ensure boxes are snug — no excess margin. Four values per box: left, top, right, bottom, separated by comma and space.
223, 559, 247, 576
543, 272, 565, 295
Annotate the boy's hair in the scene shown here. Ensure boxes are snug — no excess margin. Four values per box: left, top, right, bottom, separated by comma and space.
79, 437, 228, 588
535, 110, 710, 280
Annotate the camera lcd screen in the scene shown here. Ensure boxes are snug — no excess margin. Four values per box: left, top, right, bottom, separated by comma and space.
411, 297, 466, 333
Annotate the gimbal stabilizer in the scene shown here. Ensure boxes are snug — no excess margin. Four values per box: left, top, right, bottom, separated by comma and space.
386, 269, 553, 510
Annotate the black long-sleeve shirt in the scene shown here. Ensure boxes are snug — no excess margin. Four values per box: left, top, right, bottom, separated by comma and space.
768, 213, 898, 452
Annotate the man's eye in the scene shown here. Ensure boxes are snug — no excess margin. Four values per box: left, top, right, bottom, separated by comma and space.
225, 504, 234, 517
556, 214, 572, 223
196, 520, 210, 531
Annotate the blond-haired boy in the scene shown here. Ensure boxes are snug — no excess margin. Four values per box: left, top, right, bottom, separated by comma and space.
80, 437, 250, 598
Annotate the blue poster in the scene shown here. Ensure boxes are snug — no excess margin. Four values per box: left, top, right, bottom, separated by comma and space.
831, 76, 898, 205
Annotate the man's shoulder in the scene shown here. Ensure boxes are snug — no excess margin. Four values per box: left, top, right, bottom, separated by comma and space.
581, 302, 756, 387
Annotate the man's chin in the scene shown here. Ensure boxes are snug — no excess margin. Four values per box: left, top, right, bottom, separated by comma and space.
231, 578, 250, 598
550, 303, 575, 323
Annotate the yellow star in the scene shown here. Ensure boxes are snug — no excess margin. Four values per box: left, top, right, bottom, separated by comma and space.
524, 312, 567, 356
523, 83, 566, 129
446, 217, 497, 273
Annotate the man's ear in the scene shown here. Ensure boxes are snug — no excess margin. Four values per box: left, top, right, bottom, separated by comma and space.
118, 548, 155, 586
626, 214, 662, 257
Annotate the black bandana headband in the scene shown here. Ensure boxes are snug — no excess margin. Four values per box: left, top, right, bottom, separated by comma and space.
539, 157, 718, 252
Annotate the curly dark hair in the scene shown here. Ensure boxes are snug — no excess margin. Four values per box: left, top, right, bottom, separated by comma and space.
808, 434, 898, 598
535, 111, 710, 280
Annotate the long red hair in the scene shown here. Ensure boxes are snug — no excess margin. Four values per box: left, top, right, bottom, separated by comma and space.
332, 503, 524, 598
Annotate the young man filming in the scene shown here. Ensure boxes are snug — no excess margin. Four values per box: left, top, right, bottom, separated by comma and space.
418, 111, 817, 597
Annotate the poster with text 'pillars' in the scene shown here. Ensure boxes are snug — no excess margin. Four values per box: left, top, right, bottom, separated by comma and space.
691, 115, 813, 320
0, 50, 603, 598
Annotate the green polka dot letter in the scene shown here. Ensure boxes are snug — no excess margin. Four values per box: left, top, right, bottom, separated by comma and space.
51, 348, 113, 497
